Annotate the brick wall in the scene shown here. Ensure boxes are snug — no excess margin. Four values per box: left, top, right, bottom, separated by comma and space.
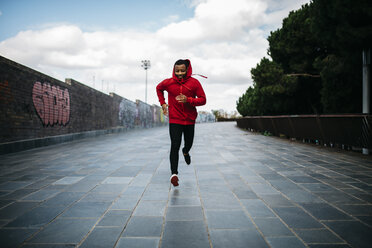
0, 55, 166, 147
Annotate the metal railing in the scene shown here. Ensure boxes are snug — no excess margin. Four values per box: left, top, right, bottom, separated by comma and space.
236, 114, 372, 150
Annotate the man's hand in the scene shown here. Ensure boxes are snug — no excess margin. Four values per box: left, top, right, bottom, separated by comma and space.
162, 104, 168, 116
176, 94, 187, 103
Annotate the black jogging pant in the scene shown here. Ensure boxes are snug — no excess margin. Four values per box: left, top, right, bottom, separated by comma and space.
169, 123, 195, 175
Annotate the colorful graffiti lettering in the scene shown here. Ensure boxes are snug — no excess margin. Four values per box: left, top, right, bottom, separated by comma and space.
32, 82, 70, 126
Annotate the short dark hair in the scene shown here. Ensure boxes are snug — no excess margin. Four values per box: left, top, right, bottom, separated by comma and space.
174, 59, 190, 68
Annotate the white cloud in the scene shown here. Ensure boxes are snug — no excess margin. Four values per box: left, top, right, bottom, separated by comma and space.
0, 0, 310, 112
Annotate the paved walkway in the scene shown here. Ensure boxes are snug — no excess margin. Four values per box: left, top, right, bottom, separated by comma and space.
0, 122, 372, 248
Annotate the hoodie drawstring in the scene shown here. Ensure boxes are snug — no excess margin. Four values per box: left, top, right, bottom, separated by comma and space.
192, 74, 208, 79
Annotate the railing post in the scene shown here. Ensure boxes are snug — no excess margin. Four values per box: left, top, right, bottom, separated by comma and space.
362, 49, 370, 155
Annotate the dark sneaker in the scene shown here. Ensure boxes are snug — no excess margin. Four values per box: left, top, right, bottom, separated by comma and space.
170, 174, 179, 187
182, 148, 191, 165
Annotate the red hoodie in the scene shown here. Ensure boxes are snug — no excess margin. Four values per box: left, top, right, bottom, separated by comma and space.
156, 60, 206, 125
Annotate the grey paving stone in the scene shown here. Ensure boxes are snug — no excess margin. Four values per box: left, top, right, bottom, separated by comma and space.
299, 183, 336, 192
120, 186, 146, 198
352, 193, 372, 203
79, 192, 118, 203
259, 194, 294, 207
41, 192, 85, 207
142, 189, 169, 201
356, 215, 372, 227
61, 181, 98, 192
283, 189, 325, 204
79, 226, 122, 248
205, 210, 255, 229
300, 203, 353, 220
241, 175, 267, 183
90, 184, 127, 194
210, 229, 269, 248
28, 218, 97, 244
129, 173, 153, 186
232, 188, 259, 199
269, 179, 303, 192
0, 188, 38, 200
336, 204, 372, 216
112, 166, 142, 177
324, 220, 372, 248
169, 187, 199, 198
102, 176, 133, 184
294, 228, 344, 244
0, 190, 11, 197
202, 195, 242, 210
133, 200, 166, 216
308, 245, 351, 248
249, 183, 279, 195
259, 172, 286, 180
266, 236, 307, 248
61, 201, 111, 218
22, 189, 61, 201
0, 181, 32, 191
161, 220, 210, 248
169, 196, 201, 206
199, 185, 233, 195
13, 174, 48, 182
111, 197, 139, 210
241, 199, 276, 217
316, 191, 365, 204
97, 210, 131, 226
0, 228, 38, 248
22, 244, 76, 247
5, 205, 65, 228
0, 201, 39, 220
52, 176, 84, 185
287, 176, 320, 183
253, 217, 293, 237
272, 207, 323, 229
166, 206, 204, 221
117, 237, 159, 248
123, 216, 163, 237
0, 122, 371, 248
0, 219, 8, 227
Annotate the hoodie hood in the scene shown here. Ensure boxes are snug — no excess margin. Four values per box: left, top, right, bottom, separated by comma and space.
172, 59, 192, 82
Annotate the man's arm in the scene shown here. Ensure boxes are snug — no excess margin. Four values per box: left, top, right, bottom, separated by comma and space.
156, 81, 167, 106
186, 81, 206, 106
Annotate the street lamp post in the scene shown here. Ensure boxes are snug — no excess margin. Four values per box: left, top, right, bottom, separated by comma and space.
141, 60, 151, 103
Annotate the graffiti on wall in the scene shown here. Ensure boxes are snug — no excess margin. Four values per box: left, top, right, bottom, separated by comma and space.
118, 98, 137, 129
196, 112, 216, 123
137, 101, 153, 128
0, 81, 14, 104
32, 82, 70, 126
118, 98, 166, 129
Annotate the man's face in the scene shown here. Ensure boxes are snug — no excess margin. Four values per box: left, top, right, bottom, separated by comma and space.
175, 64, 187, 79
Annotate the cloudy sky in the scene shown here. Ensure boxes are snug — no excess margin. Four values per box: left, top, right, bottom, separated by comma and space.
0, 0, 310, 113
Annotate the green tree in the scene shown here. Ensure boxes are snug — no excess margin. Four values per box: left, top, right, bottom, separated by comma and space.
237, 86, 260, 116
310, 0, 371, 113
267, 3, 323, 114
268, 3, 321, 75
237, 58, 298, 116
237, 0, 371, 116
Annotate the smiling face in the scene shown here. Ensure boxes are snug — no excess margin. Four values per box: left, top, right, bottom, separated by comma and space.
174, 64, 187, 79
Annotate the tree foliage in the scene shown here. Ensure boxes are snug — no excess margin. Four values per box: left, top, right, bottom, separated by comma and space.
237, 0, 372, 116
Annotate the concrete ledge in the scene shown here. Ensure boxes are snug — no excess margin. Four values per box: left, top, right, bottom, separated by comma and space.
0, 126, 163, 155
